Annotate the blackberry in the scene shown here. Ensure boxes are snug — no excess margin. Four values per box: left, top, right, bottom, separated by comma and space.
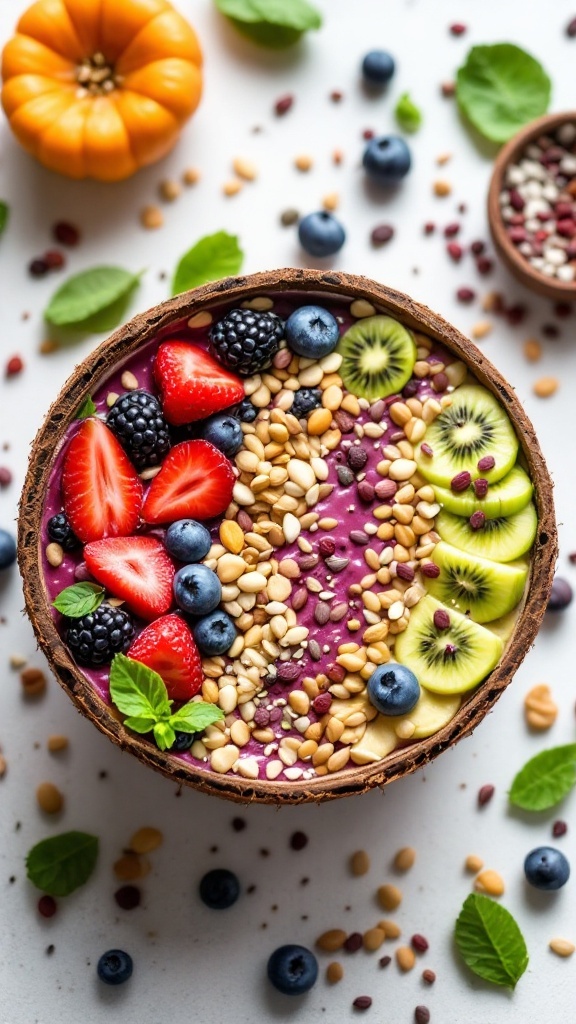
106, 390, 170, 470
66, 605, 135, 666
291, 388, 322, 418
47, 512, 79, 551
236, 398, 258, 423
209, 309, 285, 376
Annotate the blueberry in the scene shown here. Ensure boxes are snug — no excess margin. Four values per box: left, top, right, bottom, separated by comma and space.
547, 576, 573, 612
171, 730, 196, 751
97, 949, 133, 986
285, 305, 340, 359
165, 520, 212, 563
267, 944, 318, 995
199, 868, 240, 909
236, 397, 258, 423
298, 212, 346, 258
173, 563, 221, 615
524, 847, 570, 890
291, 387, 323, 418
200, 413, 243, 457
193, 609, 236, 655
367, 664, 420, 716
363, 135, 411, 186
0, 529, 16, 571
361, 49, 395, 86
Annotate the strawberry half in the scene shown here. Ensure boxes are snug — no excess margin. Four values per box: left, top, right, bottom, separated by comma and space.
142, 440, 235, 524
154, 341, 244, 426
84, 536, 175, 621
127, 614, 203, 702
62, 419, 143, 543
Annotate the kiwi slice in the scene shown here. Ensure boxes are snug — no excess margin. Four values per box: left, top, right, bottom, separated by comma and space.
436, 503, 537, 562
432, 464, 533, 518
485, 609, 519, 645
414, 385, 518, 487
425, 541, 528, 622
336, 316, 416, 401
394, 596, 504, 695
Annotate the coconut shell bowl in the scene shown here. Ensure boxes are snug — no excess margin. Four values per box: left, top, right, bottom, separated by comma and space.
18, 269, 557, 805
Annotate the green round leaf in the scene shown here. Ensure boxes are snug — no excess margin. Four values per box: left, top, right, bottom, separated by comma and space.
44, 266, 141, 328
455, 893, 528, 989
214, 0, 321, 46
172, 232, 243, 296
456, 44, 551, 144
52, 583, 105, 618
26, 832, 99, 897
509, 744, 576, 811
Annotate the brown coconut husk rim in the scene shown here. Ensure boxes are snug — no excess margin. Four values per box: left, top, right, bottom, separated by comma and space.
18, 269, 557, 805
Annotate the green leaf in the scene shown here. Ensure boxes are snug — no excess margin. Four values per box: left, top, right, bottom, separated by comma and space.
154, 721, 176, 750
123, 715, 158, 734
52, 583, 105, 618
76, 395, 97, 419
169, 702, 224, 733
455, 893, 528, 989
395, 92, 423, 133
172, 232, 243, 296
214, 0, 321, 47
509, 744, 576, 811
26, 831, 99, 897
109, 653, 172, 721
44, 266, 141, 328
0, 201, 9, 236
456, 44, 551, 144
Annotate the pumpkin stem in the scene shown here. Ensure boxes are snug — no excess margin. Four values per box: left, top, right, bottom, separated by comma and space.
76, 54, 123, 97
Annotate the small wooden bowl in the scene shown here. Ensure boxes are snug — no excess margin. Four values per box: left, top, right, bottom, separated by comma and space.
18, 269, 557, 805
488, 111, 576, 300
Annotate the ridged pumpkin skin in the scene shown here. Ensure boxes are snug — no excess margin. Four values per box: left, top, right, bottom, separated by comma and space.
1, 0, 203, 181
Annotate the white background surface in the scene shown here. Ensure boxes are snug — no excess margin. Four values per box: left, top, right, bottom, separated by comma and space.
0, 1, 575, 1021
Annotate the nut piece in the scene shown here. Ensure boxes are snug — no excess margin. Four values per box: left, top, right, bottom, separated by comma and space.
396, 945, 416, 971
533, 376, 559, 398
474, 869, 505, 897
316, 929, 347, 952
326, 961, 344, 983
549, 938, 575, 958
393, 846, 416, 871
21, 667, 47, 697
524, 683, 558, 730
129, 827, 163, 854
377, 884, 402, 911
47, 735, 69, 753
350, 850, 370, 876
36, 781, 64, 814
464, 854, 484, 874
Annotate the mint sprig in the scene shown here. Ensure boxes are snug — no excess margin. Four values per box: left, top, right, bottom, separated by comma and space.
76, 395, 97, 419
53, 583, 104, 618
455, 893, 528, 989
110, 654, 224, 750
509, 744, 576, 811
26, 831, 99, 897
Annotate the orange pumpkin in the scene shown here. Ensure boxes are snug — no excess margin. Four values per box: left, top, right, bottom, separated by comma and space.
1, 0, 203, 181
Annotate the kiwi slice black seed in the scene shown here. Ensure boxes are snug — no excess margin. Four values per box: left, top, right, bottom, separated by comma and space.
415, 385, 518, 487
426, 541, 528, 622
436, 503, 538, 562
336, 315, 416, 401
394, 596, 504, 694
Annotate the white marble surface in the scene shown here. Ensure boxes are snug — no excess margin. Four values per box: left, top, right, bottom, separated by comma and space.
0, 1, 575, 1021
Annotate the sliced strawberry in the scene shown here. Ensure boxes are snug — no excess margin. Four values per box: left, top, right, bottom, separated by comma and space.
142, 440, 235, 524
84, 536, 175, 621
62, 419, 143, 543
127, 614, 203, 702
154, 341, 244, 426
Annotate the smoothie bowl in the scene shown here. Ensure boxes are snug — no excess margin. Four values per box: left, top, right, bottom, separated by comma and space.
19, 269, 556, 804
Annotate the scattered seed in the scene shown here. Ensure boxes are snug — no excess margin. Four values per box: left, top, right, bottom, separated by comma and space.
36, 781, 64, 814
524, 683, 558, 730
414, 1006, 431, 1024
326, 961, 343, 983
524, 339, 542, 362
379, 955, 392, 968
549, 938, 575, 957
393, 847, 416, 872
411, 934, 429, 953
38, 895, 57, 918
47, 735, 68, 753
233, 157, 257, 181
159, 179, 182, 202
317, 929, 347, 952
377, 884, 402, 911
182, 167, 201, 185
275, 94, 294, 115
464, 854, 484, 873
433, 180, 452, 197
552, 821, 568, 838
280, 208, 299, 226
223, 179, 243, 196
396, 946, 416, 971
114, 885, 141, 910
533, 376, 559, 398
295, 154, 313, 172
21, 667, 47, 697
422, 969, 436, 984
352, 996, 372, 1010
471, 320, 492, 340
474, 869, 505, 897
478, 784, 495, 807
350, 850, 370, 876
290, 831, 308, 851
140, 205, 163, 229
371, 224, 395, 246
6, 355, 24, 376
344, 932, 363, 952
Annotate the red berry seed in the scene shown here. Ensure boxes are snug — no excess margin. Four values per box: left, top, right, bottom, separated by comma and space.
431, 372, 448, 393
353, 996, 373, 1010
477, 455, 495, 471
415, 1007, 431, 1024
29, 257, 49, 277
6, 355, 24, 377
552, 820, 568, 837
470, 240, 485, 255
114, 885, 141, 910
362, 128, 375, 140
44, 249, 65, 270
379, 955, 392, 967
441, 81, 455, 97
450, 22, 467, 35
53, 221, 80, 246
478, 784, 495, 807
422, 969, 436, 984
421, 562, 440, 579
330, 90, 343, 102
319, 537, 336, 557
397, 563, 415, 582
450, 470, 471, 492
473, 478, 489, 498
313, 692, 333, 714
433, 609, 450, 631
444, 222, 460, 237
371, 224, 395, 246
411, 934, 429, 953
469, 510, 486, 531
0, 467, 12, 487
447, 242, 463, 262
476, 256, 493, 275
423, 222, 436, 235
344, 932, 363, 952
456, 287, 476, 303
326, 662, 346, 683
274, 94, 294, 116
420, 443, 434, 458
38, 895, 57, 918
566, 16, 576, 35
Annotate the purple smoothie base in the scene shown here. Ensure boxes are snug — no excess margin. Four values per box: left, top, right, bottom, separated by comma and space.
41, 292, 462, 781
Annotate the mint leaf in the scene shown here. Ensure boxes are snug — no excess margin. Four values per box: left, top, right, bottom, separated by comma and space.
44, 267, 141, 328
26, 832, 99, 897
110, 654, 171, 721
214, 0, 321, 48
0, 201, 8, 236
455, 893, 528, 989
53, 583, 104, 618
456, 44, 551, 144
169, 702, 224, 733
509, 744, 576, 811
76, 395, 97, 419
395, 92, 422, 133
123, 715, 158, 734
154, 721, 176, 751
172, 232, 243, 296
